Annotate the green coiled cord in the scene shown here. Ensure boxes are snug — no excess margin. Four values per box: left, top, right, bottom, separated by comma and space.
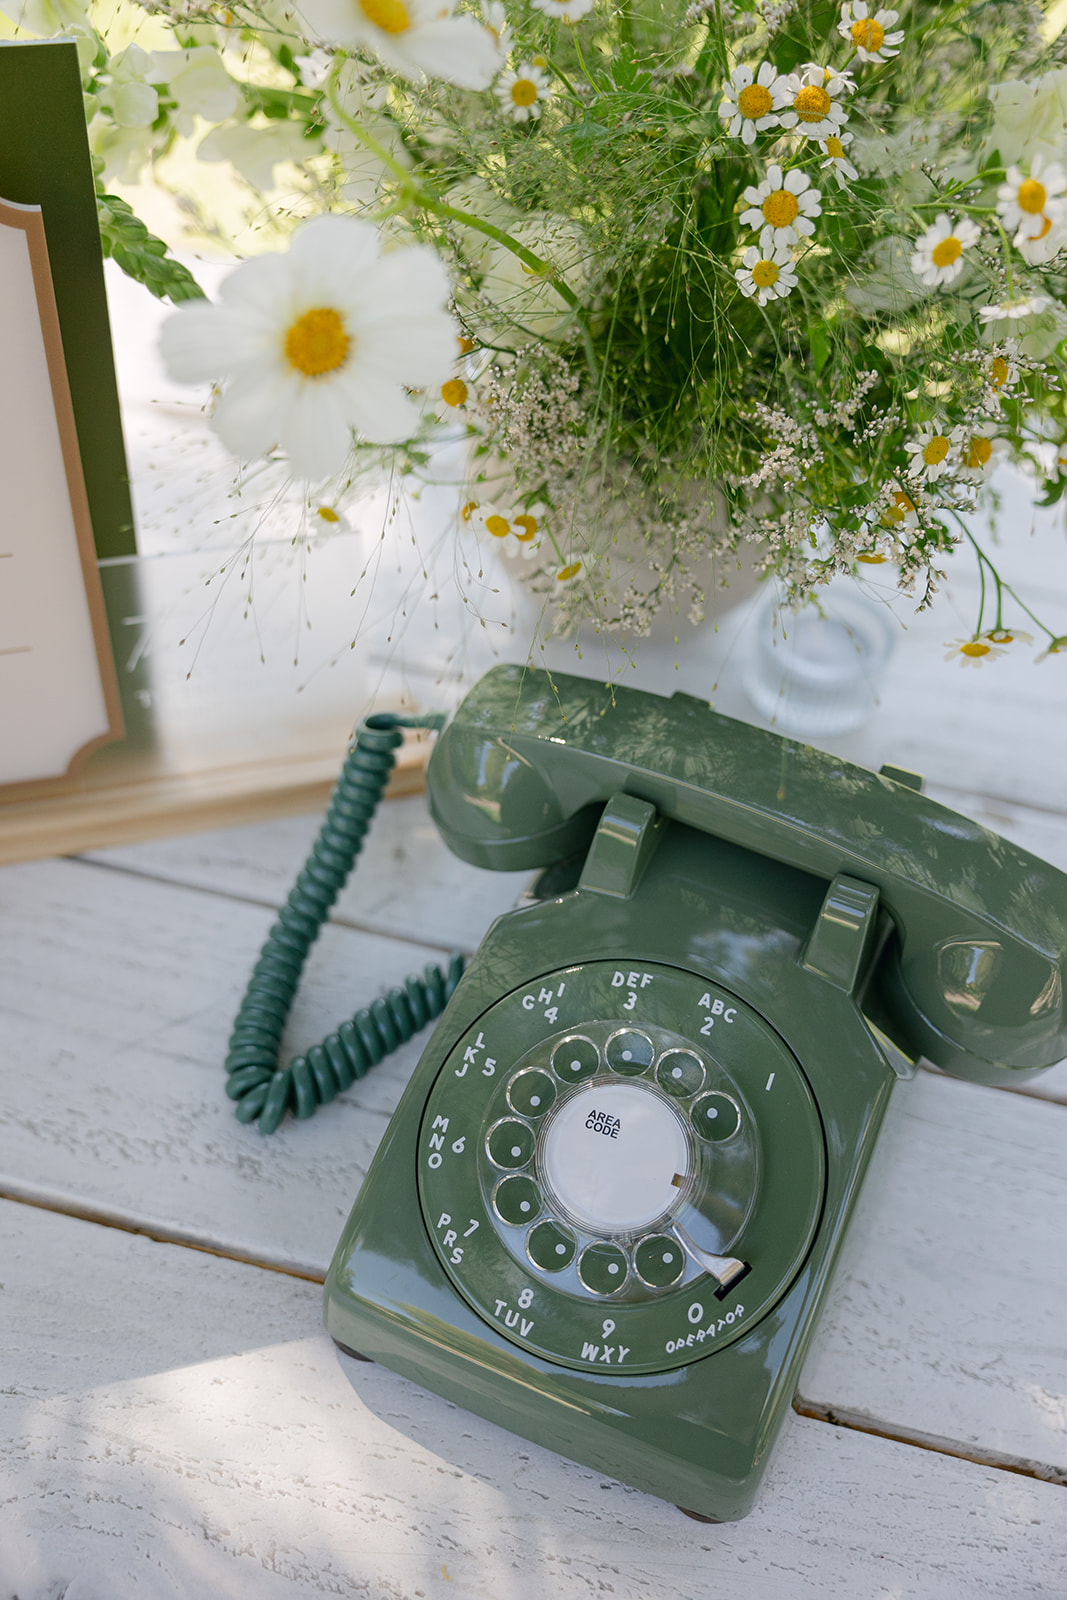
224, 711, 465, 1134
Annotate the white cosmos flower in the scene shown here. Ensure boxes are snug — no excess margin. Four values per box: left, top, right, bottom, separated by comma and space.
496, 62, 554, 122
836, 2, 904, 62
159, 214, 455, 482
819, 130, 858, 185
997, 155, 1067, 239
718, 62, 790, 146
909, 213, 981, 287
779, 63, 850, 141
148, 47, 239, 136
740, 164, 821, 249
296, 0, 499, 89
735, 243, 798, 305
904, 420, 962, 481
530, 0, 595, 21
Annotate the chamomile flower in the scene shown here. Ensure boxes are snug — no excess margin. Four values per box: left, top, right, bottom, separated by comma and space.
740, 164, 822, 249
837, 2, 904, 62
1055, 441, 1067, 476
909, 213, 981, 287
986, 345, 1019, 394
779, 62, 851, 140
1015, 213, 1067, 266
879, 486, 920, 529
554, 554, 587, 585
978, 294, 1054, 323
159, 214, 455, 482
944, 636, 1007, 666
472, 502, 546, 557
798, 61, 857, 97
718, 62, 790, 146
956, 430, 999, 482
496, 62, 554, 122
296, 0, 500, 90
819, 130, 858, 185
1037, 635, 1067, 661
904, 420, 961, 481
736, 243, 797, 305
981, 627, 1032, 646
530, 0, 595, 21
481, 0, 512, 56
997, 155, 1067, 239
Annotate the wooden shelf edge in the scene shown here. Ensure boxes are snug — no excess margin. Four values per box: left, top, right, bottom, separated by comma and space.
0, 740, 429, 866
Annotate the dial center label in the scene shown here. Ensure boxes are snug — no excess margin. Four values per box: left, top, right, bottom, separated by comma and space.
540, 1081, 690, 1233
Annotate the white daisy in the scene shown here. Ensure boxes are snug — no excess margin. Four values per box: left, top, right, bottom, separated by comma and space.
296, 0, 499, 90
997, 155, 1067, 240
718, 62, 791, 146
1015, 213, 1067, 266
530, 0, 595, 21
819, 130, 858, 185
986, 345, 1019, 394
799, 61, 857, 96
554, 554, 587, 586
740, 164, 822, 250
904, 420, 961, 481
495, 62, 554, 122
956, 431, 999, 482
481, 0, 512, 56
1036, 635, 1067, 662
909, 213, 981, 287
836, 2, 904, 63
735, 243, 798, 305
159, 214, 455, 481
943, 636, 1007, 667
878, 485, 920, 530
978, 294, 1054, 323
472, 502, 546, 557
1056, 441, 1067, 477
981, 626, 1032, 646
778, 63, 851, 141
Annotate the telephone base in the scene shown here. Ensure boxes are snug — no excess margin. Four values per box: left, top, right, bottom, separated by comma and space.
332, 1337, 373, 1363
677, 1507, 723, 1524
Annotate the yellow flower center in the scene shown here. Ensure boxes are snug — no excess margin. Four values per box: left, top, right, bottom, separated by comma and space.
762, 188, 800, 228
359, 0, 411, 32
284, 307, 350, 378
461, 500, 479, 522
960, 641, 990, 658
751, 259, 780, 287
857, 552, 886, 563
987, 630, 1014, 643
440, 378, 468, 408
458, 335, 476, 353
737, 83, 773, 120
316, 506, 340, 522
485, 514, 511, 537
512, 513, 538, 540
794, 84, 831, 121
923, 435, 950, 466
965, 436, 993, 469
1034, 214, 1054, 239
990, 356, 1010, 387
556, 561, 582, 582
1018, 177, 1047, 214
883, 490, 916, 525
511, 78, 538, 106
825, 135, 845, 158
851, 16, 885, 52
931, 236, 962, 267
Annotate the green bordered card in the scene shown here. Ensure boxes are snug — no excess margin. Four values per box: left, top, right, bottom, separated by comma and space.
0, 37, 132, 791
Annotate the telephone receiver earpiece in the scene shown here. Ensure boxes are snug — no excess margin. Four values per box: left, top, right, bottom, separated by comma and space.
427, 666, 1067, 1086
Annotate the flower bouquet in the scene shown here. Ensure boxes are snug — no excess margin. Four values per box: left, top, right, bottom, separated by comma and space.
14, 0, 1067, 661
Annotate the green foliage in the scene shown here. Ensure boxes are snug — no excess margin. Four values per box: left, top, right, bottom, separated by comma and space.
95, 192, 205, 303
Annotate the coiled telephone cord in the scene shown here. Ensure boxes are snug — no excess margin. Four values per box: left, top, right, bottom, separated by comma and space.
224, 712, 464, 1134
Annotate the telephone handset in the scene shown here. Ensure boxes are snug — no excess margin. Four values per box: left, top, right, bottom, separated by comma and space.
262, 664, 1065, 1521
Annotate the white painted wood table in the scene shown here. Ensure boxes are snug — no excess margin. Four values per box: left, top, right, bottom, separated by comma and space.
3, 692, 1067, 1598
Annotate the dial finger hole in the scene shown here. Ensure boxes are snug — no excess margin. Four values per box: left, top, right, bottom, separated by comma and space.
605, 1028, 655, 1076
486, 1117, 536, 1170
656, 1049, 705, 1098
493, 1174, 542, 1226
577, 1242, 629, 1295
691, 1091, 742, 1142
526, 1219, 576, 1271
634, 1234, 685, 1288
550, 1036, 600, 1083
507, 1068, 557, 1119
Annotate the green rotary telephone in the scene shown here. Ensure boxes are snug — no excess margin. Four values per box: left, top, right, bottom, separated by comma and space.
228, 665, 1067, 1521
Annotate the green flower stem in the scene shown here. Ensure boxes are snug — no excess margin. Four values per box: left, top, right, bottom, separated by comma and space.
324, 69, 582, 315
991, 214, 1017, 293
951, 512, 1055, 641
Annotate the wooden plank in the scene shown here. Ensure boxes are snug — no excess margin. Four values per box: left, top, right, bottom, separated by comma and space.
0, 736, 428, 868
3, 1200, 1065, 1600
1, 857, 1065, 1475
